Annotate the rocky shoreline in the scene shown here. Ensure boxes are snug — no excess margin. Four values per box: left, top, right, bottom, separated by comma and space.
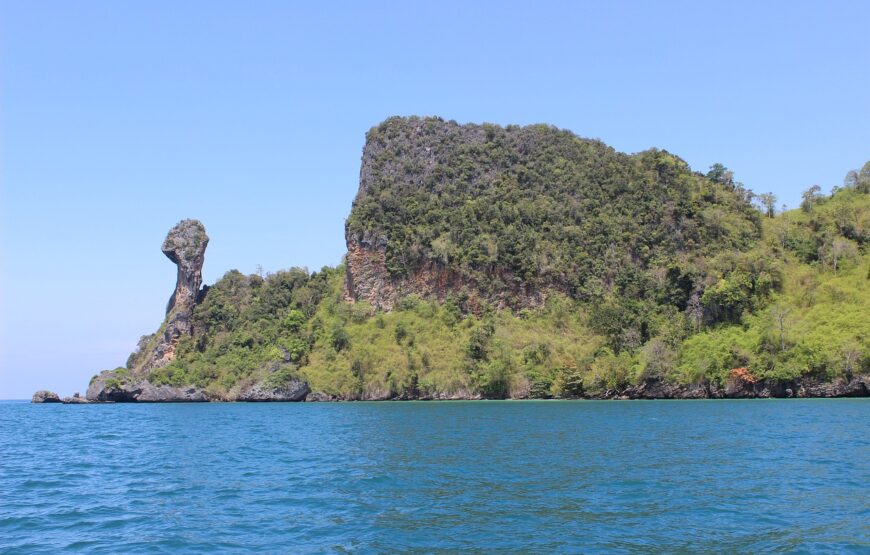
304, 373, 870, 401
31, 391, 94, 404
33, 373, 870, 403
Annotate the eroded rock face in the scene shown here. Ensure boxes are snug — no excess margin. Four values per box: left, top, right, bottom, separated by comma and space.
345, 227, 500, 312
62, 393, 90, 404
305, 392, 337, 402
162, 219, 209, 315
236, 380, 310, 402
797, 375, 870, 398
618, 378, 715, 400
344, 230, 395, 310
86, 370, 209, 402
617, 375, 870, 400
31, 390, 61, 403
140, 219, 209, 372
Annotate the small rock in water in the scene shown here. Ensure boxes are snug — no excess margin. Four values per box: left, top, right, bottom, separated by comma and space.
62, 393, 91, 404
31, 390, 62, 403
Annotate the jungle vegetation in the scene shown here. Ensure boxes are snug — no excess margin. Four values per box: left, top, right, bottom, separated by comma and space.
141, 121, 868, 398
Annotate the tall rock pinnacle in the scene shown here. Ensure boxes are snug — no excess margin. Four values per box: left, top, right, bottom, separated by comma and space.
134, 219, 209, 373
162, 219, 209, 315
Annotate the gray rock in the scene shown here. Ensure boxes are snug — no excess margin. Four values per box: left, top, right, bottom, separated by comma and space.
616, 374, 870, 400
625, 379, 678, 399
135, 382, 209, 402
237, 380, 310, 402
418, 390, 483, 401
86, 370, 209, 402
798, 376, 870, 398
161, 219, 209, 316
623, 378, 709, 399
305, 391, 337, 402
134, 219, 209, 373
32, 390, 61, 403
724, 377, 758, 398
62, 393, 90, 404
86, 370, 126, 401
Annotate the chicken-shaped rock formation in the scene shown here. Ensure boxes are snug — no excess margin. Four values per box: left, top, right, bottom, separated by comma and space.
86, 219, 210, 402
145, 219, 209, 371
162, 219, 209, 316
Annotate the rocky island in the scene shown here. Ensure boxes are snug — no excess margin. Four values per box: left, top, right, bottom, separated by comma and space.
34, 117, 870, 402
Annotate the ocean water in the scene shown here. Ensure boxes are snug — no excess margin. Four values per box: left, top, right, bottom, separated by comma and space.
1, 400, 868, 553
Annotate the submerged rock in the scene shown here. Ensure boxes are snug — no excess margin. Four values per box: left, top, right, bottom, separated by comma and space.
31, 390, 61, 403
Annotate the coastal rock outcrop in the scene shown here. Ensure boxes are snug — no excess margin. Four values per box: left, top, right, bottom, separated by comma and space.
84, 220, 211, 403
305, 391, 337, 402
614, 373, 870, 400
622, 379, 712, 400
86, 371, 209, 402
142, 219, 209, 372
796, 375, 870, 398
235, 380, 310, 402
31, 390, 61, 403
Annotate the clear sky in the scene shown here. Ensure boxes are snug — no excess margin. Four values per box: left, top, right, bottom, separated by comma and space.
1, 1, 868, 398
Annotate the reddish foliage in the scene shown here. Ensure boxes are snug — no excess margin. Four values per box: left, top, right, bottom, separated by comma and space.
729, 367, 758, 384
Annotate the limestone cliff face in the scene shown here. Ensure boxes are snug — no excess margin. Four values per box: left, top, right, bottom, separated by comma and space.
344, 118, 477, 310
344, 229, 396, 310
344, 117, 556, 310
138, 219, 209, 372
344, 228, 538, 311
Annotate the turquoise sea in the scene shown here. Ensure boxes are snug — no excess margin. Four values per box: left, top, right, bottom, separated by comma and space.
1, 400, 868, 553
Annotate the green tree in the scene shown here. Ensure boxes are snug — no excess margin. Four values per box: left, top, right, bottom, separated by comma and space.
283, 309, 306, 332
801, 185, 822, 212
707, 163, 734, 187
758, 192, 777, 218
331, 325, 350, 352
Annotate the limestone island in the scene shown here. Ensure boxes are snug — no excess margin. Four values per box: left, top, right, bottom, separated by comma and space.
33, 117, 870, 402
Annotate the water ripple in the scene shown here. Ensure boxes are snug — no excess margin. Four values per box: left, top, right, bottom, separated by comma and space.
1, 400, 868, 552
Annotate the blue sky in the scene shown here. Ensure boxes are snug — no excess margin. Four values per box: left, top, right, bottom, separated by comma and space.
1, 1, 868, 398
